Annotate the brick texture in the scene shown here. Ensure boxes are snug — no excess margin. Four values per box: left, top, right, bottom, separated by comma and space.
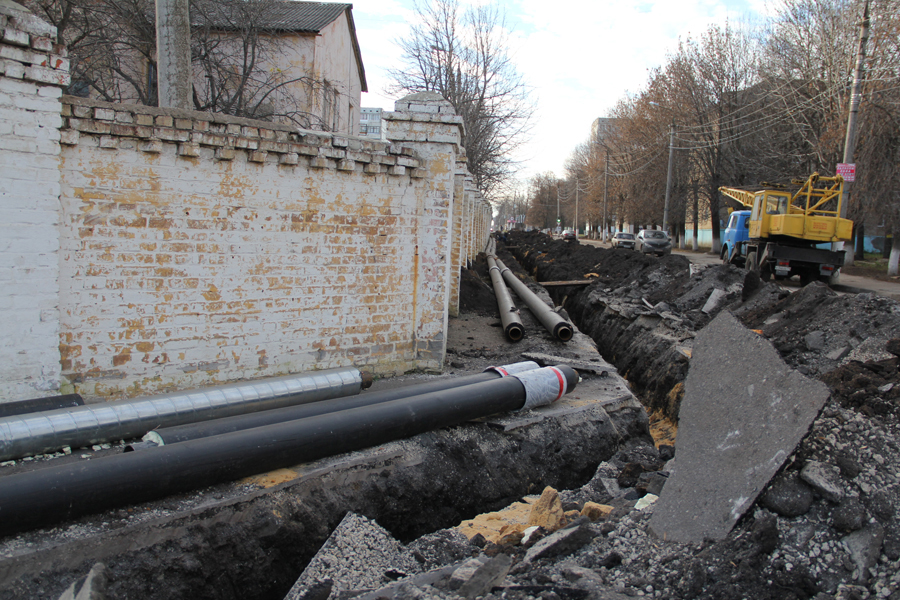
0, 3, 67, 400
0, 9, 491, 402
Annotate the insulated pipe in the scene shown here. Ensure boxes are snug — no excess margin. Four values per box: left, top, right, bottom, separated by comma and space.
0, 367, 371, 461
486, 255, 525, 342
0, 366, 578, 537
493, 258, 574, 342
133, 361, 541, 449
0, 394, 84, 419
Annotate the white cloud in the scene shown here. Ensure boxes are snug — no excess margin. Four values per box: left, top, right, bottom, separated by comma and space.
351, 0, 765, 187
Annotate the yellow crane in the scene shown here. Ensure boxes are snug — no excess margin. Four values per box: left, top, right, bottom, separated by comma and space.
718, 173, 853, 285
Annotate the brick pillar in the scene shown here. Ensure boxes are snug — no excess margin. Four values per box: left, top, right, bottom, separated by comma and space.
0, 4, 70, 400
383, 92, 463, 370
447, 159, 468, 317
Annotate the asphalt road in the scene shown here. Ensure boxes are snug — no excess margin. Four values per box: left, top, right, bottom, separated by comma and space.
578, 237, 900, 300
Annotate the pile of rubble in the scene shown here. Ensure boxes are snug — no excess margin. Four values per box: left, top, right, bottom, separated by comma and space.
276, 231, 900, 600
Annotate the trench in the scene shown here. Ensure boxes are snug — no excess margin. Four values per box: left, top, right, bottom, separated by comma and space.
501, 237, 693, 424
1, 369, 649, 600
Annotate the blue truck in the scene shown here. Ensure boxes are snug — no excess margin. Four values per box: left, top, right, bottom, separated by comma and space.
720, 210, 751, 267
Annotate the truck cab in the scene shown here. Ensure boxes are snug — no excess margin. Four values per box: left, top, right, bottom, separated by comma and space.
721, 210, 751, 264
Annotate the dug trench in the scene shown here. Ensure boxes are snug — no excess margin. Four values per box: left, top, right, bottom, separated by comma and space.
4, 230, 900, 600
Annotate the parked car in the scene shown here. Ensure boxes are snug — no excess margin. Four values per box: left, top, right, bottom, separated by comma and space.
562, 229, 576, 241
611, 232, 635, 249
636, 229, 672, 256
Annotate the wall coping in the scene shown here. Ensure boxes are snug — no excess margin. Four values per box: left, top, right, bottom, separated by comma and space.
60, 96, 430, 177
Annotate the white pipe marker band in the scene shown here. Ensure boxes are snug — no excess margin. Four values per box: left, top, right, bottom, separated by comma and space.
484, 361, 540, 377
514, 366, 568, 411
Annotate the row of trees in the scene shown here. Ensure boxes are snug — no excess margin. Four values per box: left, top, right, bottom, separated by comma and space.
516, 0, 899, 272
23, 0, 347, 130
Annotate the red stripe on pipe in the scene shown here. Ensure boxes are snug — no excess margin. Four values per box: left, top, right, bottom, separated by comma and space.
550, 367, 566, 402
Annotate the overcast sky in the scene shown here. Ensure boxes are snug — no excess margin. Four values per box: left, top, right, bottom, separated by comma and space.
350, 0, 771, 191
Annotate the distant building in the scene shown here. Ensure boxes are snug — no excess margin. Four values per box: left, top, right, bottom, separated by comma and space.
591, 118, 620, 144
360, 107, 384, 140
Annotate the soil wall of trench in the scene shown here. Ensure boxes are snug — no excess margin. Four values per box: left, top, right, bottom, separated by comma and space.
0, 391, 647, 600
504, 230, 900, 423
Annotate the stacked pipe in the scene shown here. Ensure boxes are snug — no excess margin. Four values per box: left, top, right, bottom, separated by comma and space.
0, 363, 578, 536
133, 360, 542, 449
0, 367, 372, 461
486, 254, 525, 342
493, 257, 574, 342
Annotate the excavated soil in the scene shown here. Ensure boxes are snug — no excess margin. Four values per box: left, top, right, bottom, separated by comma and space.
7, 231, 900, 600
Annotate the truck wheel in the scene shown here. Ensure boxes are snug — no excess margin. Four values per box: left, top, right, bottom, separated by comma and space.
745, 251, 757, 273
721, 246, 729, 264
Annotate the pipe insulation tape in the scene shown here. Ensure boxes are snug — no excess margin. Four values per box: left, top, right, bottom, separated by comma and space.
484, 361, 540, 377
514, 366, 568, 411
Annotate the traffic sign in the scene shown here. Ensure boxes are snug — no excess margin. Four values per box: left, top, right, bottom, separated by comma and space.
837, 163, 856, 182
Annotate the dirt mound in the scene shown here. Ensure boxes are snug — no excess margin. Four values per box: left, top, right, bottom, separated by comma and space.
458, 264, 500, 318
505, 232, 900, 428
821, 340, 900, 420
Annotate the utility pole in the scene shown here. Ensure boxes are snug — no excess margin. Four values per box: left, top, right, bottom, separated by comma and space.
837, 0, 870, 267
603, 148, 609, 242
155, 0, 191, 109
662, 121, 675, 235
575, 179, 579, 239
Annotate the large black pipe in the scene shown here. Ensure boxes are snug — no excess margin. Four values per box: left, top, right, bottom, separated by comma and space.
494, 257, 574, 342
134, 362, 540, 448
0, 394, 84, 419
0, 366, 578, 537
486, 255, 525, 342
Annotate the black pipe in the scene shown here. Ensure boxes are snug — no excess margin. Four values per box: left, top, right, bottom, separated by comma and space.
0, 366, 578, 537
494, 258, 574, 342
0, 394, 83, 419
486, 255, 525, 342
132, 363, 539, 449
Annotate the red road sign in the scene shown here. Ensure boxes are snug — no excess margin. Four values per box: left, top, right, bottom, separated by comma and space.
837, 163, 856, 182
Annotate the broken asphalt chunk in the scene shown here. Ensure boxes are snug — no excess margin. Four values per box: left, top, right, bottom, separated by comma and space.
647, 311, 831, 543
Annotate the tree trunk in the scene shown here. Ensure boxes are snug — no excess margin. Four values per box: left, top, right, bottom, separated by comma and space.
854, 223, 865, 260
889, 232, 900, 277
884, 231, 892, 259
691, 181, 699, 251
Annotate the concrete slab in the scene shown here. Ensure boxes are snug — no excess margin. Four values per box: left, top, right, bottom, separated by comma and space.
648, 311, 830, 543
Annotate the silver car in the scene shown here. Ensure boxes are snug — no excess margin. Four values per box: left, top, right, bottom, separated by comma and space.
611, 232, 635, 249
636, 230, 672, 256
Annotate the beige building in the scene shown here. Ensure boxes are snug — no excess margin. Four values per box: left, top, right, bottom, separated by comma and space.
195, 0, 368, 135
242, 2, 367, 135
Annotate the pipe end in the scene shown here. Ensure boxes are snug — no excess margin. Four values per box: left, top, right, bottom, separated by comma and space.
556, 365, 580, 392
505, 324, 525, 342
554, 322, 574, 342
360, 371, 374, 390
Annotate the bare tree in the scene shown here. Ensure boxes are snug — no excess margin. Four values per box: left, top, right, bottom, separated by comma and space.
23, 0, 346, 129
388, 0, 534, 199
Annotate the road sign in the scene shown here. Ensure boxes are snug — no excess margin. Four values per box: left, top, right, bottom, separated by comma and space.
837, 163, 856, 182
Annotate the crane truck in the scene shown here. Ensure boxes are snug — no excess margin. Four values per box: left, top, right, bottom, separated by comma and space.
719, 173, 853, 285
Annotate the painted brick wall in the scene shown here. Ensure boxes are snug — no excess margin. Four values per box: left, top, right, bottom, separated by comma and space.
52, 93, 471, 399
0, 10, 492, 402
0, 3, 69, 400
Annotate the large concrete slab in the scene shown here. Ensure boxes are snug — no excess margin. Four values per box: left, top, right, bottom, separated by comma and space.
648, 311, 830, 543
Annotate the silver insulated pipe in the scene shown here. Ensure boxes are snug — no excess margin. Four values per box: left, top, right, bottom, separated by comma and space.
0, 367, 371, 461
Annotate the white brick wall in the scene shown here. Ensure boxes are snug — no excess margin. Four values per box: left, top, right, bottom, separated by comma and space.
0, 4, 68, 401
0, 12, 487, 403
51, 97, 464, 399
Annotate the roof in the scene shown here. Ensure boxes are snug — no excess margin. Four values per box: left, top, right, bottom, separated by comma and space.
251, 2, 352, 33
196, 2, 366, 92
